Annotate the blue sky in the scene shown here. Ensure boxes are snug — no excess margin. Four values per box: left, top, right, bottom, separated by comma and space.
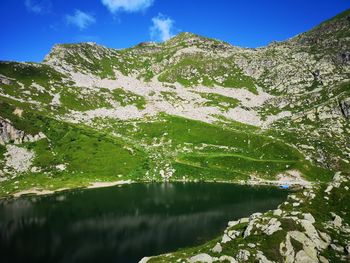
0, 0, 349, 62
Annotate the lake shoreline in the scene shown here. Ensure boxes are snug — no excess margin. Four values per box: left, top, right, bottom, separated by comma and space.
9, 179, 134, 199
5, 175, 313, 199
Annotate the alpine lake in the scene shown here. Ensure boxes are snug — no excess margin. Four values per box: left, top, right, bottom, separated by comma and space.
0, 182, 289, 263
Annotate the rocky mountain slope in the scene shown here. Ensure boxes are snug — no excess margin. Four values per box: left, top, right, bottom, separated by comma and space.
0, 8, 349, 263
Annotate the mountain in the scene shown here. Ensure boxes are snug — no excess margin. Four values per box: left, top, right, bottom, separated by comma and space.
0, 9, 349, 262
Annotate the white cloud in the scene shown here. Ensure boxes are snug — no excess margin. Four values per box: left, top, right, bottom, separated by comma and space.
101, 0, 154, 13
150, 13, 175, 42
65, 10, 96, 30
25, 0, 51, 14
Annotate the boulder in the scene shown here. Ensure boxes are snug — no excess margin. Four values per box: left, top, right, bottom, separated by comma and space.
273, 209, 283, 216
303, 213, 315, 224
324, 185, 333, 194
221, 233, 231, 243
243, 219, 257, 238
333, 172, 342, 182
239, 218, 249, 224
256, 251, 273, 263
262, 218, 281, 235
330, 244, 344, 253
218, 255, 237, 263
189, 253, 214, 263
331, 213, 342, 228
249, 212, 263, 220
211, 243, 222, 253
345, 244, 350, 254
318, 231, 331, 245
228, 220, 239, 227
289, 231, 318, 261
227, 230, 240, 239
300, 220, 329, 250
236, 250, 250, 262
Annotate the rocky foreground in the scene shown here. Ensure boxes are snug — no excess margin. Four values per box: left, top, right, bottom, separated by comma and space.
143, 172, 349, 262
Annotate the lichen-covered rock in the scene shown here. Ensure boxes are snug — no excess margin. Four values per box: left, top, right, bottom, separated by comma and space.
236, 250, 250, 262
261, 218, 282, 235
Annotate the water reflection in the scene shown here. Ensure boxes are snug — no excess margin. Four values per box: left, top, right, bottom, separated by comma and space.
0, 183, 288, 263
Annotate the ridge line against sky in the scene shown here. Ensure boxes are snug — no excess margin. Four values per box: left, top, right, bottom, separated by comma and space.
0, 0, 349, 62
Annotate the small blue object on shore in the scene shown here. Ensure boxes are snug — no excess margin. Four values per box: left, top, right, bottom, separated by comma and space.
280, 185, 289, 189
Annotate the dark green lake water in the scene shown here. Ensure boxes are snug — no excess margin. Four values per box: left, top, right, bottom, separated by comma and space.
0, 183, 288, 263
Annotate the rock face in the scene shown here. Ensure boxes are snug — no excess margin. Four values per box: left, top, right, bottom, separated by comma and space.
0, 118, 25, 145
0, 117, 46, 145
0, 75, 12, 85
339, 99, 350, 119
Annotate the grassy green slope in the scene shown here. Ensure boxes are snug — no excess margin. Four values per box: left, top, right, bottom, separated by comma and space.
0, 100, 148, 196
94, 114, 332, 183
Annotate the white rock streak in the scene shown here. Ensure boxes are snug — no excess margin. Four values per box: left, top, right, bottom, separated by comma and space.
62, 69, 286, 126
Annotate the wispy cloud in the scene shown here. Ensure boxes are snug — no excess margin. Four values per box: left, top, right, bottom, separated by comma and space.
150, 13, 175, 42
101, 0, 154, 13
65, 10, 96, 30
25, 0, 51, 14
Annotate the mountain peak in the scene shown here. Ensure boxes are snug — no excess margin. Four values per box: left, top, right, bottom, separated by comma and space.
167, 32, 216, 43
290, 8, 350, 48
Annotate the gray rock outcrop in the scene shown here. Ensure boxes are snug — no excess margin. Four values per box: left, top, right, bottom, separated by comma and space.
0, 117, 46, 145
339, 99, 350, 119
